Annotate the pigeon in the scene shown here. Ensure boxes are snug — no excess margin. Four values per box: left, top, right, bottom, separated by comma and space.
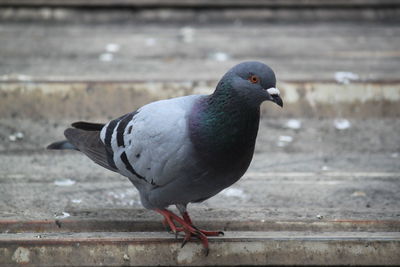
47, 61, 283, 254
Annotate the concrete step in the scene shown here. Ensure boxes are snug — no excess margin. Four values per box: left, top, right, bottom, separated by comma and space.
1, 150, 399, 265
1, 231, 399, 266
2, 0, 400, 8
2, 216, 400, 233
1, 118, 399, 266
1, 22, 399, 82
1, 19, 399, 119
1, 81, 400, 119
1, 13, 399, 265
1, 147, 399, 265
1, 0, 400, 24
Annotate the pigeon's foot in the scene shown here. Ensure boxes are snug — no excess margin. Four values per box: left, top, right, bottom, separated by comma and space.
181, 211, 224, 237
155, 209, 222, 255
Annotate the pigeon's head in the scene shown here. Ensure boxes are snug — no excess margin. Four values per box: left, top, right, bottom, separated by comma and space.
220, 61, 283, 108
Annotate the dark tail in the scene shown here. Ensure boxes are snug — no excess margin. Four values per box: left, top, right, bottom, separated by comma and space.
71, 121, 104, 131
47, 121, 105, 150
47, 140, 78, 150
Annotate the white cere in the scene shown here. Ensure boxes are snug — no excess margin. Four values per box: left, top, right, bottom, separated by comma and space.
267, 87, 280, 95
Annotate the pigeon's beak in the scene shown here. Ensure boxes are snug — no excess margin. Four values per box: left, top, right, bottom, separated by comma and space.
266, 87, 283, 108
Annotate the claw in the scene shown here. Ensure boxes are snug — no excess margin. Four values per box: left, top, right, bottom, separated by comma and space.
194, 230, 202, 237
181, 239, 188, 248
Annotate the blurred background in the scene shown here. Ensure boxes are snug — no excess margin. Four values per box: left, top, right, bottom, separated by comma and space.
0, 0, 399, 265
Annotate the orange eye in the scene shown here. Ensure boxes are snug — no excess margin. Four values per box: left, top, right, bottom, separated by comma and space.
249, 75, 259, 83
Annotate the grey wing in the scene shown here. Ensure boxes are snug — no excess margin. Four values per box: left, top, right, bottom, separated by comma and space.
63, 113, 135, 173
100, 95, 201, 187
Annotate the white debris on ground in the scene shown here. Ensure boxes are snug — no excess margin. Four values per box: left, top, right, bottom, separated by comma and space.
276, 142, 285, 147
54, 178, 76, 186
209, 52, 230, 62
17, 74, 32, 81
316, 214, 324, 220
145, 38, 157, 46
351, 191, 367, 197
334, 118, 351, 130
108, 191, 126, 199
107, 191, 137, 206
105, 43, 120, 53
99, 53, 114, 62
179, 26, 195, 43
0, 74, 32, 81
8, 132, 24, 142
55, 212, 70, 219
285, 119, 302, 130
220, 188, 247, 199
279, 135, 293, 142
321, 165, 330, 171
15, 132, 24, 139
334, 71, 359, 84
391, 153, 399, 158
277, 135, 293, 147
71, 199, 82, 204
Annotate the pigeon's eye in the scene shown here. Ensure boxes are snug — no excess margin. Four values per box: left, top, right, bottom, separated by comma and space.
249, 75, 259, 84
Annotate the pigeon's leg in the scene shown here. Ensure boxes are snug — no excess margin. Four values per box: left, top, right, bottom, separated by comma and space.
159, 214, 177, 235
176, 204, 224, 237
155, 209, 180, 238
155, 208, 210, 254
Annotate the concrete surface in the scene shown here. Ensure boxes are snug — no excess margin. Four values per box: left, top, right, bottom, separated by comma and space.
1, 117, 399, 264
2, 1, 400, 24
1, 81, 400, 119
1, 21, 400, 82
2, 0, 400, 7
1, 232, 400, 266
1, 4, 400, 266
1, 118, 400, 220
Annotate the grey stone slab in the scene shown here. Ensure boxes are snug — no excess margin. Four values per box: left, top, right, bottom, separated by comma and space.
1, 171, 400, 222
0, 118, 399, 224
1, 0, 399, 7
1, 231, 399, 266
1, 81, 400, 121
1, 21, 400, 82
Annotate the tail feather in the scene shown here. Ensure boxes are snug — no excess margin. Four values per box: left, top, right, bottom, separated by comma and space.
71, 121, 105, 131
47, 120, 116, 172
64, 128, 117, 172
47, 120, 104, 150
47, 140, 78, 150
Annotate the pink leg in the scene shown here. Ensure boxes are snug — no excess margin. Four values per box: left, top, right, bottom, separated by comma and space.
155, 209, 223, 255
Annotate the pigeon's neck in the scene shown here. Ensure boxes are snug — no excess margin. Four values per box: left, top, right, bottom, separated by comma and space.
189, 83, 260, 170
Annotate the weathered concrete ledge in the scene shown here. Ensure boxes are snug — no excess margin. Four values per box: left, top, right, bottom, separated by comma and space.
1, 81, 399, 119
1, 218, 400, 234
1, 231, 399, 266
1, 0, 400, 24
2, 0, 399, 7
2, 0, 400, 25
